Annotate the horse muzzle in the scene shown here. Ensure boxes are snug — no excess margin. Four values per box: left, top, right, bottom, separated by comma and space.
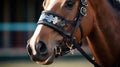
26, 41, 54, 65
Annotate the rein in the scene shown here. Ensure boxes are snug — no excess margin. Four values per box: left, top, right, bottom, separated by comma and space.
37, 0, 100, 67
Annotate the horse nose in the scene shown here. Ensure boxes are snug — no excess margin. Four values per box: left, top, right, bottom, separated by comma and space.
35, 41, 48, 55
27, 41, 49, 62
27, 44, 33, 56
31, 41, 49, 61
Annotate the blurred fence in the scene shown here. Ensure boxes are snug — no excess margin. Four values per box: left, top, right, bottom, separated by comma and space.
0, 22, 36, 61
0, 22, 36, 48
0, 0, 43, 60
0, 0, 43, 48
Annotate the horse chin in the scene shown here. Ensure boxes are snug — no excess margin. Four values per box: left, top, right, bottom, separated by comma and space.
36, 55, 55, 65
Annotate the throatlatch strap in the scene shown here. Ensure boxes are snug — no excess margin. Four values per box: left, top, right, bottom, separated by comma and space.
73, 40, 101, 67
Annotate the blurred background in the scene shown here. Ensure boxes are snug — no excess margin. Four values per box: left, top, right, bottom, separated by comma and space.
0, 0, 95, 67
0, 0, 43, 61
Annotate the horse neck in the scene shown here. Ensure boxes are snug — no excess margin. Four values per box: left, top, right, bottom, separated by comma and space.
86, 0, 120, 66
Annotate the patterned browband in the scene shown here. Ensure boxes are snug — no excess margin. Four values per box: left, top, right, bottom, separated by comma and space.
38, 11, 75, 37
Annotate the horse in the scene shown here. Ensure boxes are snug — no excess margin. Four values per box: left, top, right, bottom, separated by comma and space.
26, 0, 120, 67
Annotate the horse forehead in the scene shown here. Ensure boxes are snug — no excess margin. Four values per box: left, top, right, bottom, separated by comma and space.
49, 0, 63, 5
47, 0, 79, 8
46, 0, 65, 9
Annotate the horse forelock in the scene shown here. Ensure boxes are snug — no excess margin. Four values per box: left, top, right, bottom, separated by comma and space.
42, 0, 47, 9
43, 0, 51, 9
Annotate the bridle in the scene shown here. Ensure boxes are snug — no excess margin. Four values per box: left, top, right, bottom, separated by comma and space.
37, 0, 100, 67
38, 0, 86, 55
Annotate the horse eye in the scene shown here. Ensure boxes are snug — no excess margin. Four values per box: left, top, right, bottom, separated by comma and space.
64, 0, 75, 9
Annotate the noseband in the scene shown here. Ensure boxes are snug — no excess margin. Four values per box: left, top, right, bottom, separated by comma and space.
37, 0, 100, 67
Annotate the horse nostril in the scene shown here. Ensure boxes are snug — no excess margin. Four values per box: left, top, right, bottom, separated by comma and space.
26, 42, 49, 62
35, 41, 48, 55
27, 44, 32, 55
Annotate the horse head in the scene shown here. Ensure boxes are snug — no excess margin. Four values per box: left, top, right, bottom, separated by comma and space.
27, 0, 94, 65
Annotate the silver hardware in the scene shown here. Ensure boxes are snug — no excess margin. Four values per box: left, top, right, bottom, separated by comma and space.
60, 21, 66, 27
81, 0, 88, 6
39, 13, 59, 24
66, 43, 74, 54
53, 17, 59, 24
70, 44, 74, 54
55, 47, 62, 55
80, 7, 87, 16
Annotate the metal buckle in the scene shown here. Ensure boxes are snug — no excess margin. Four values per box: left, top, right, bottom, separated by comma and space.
55, 46, 62, 56
66, 43, 74, 54
80, 7, 87, 16
81, 0, 88, 6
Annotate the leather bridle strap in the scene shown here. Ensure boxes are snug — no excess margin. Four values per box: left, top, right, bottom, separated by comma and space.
71, 7, 101, 67
73, 39, 101, 67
